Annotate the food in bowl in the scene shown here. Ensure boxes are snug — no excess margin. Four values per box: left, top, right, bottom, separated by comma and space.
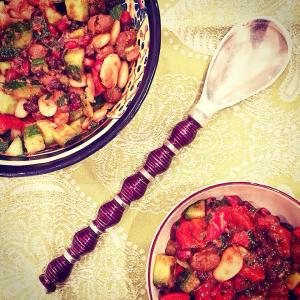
0, 0, 140, 156
152, 195, 300, 300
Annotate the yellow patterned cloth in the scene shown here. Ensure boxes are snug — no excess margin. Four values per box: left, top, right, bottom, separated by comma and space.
1, 1, 300, 299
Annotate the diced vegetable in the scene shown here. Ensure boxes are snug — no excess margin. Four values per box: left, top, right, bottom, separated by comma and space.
184, 200, 205, 219
179, 271, 200, 293
52, 124, 77, 146
5, 136, 23, 156
65, 48, 85, 80
70, 118, 83, 135
23, 124, 45, 154
10, 86, 41, 99
153, 254, 176, 288
0, 91, 17, 114
36, 120, 55, 145
0, 114, 26, 132
13, 31, 32, 49
65, 0, 89, 22
0, 62, 11, 74
44, 7, 62, 24
4, 79, 27, 90
239, 265, 265, 282
31, 57, 45, 66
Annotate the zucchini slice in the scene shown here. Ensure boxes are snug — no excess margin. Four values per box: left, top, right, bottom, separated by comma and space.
153, 254, 176, 288
184, 200, 205, 219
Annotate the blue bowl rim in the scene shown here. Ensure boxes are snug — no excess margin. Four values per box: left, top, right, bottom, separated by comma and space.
0, 0, 161, 177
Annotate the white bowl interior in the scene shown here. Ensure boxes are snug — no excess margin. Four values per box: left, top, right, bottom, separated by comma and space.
147, 182, 300, 300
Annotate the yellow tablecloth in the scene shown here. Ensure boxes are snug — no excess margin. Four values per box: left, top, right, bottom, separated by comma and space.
1, 1, 300, 299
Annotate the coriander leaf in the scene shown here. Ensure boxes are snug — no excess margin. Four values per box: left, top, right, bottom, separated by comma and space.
65, 65, 81, 81
24, 124, 41, 137
31, 57, 45, 66
4, 79, 27, 90
110, 4, 123, 20
0, 138, 9, 152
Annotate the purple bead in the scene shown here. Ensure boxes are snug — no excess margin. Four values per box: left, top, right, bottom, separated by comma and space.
144, 145, 174, 177
93, 199, 125, 230
39, 255, 73, 292
169, 116, 201, 149
118, 172, 149, 205
68, 227, 98, 259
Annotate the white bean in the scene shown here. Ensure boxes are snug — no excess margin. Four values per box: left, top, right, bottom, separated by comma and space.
92, 33, 111, 49
110, 20, 120, 46
118, 61, 129, 89
100, 54, 121, 89
15, 99, 29, 118
38, 95, 57, 117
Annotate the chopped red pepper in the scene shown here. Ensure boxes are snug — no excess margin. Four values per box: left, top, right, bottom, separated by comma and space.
224, 195, 242, 207
233, 275, 250, 292
91, 60, 105, 96
6, 68, 20, 81
231, 206, 254, 230
293, 227, 300, 240
174, 264, 184, 278
65, 41, 79, 49
79, 35, 92, 47
120, 11, 132, 26
22, 60, 30, 76
176, 249, 192, 261
239, 265, 265, 282
206, 208, 230, 242
176, 218, 206, 249
56, 16, 69, 31
0, 115, 27, 132
232, 231, 251, 249
194, 277, 217, 300
160, 293, 190, 300
48, 24, 59, 37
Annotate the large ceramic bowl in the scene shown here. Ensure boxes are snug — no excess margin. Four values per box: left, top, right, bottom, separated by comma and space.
147, 182, 300, 300
0, 0, 160, 177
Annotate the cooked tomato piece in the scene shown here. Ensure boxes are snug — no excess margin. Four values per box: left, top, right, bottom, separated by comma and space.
239, 265, 265, 282
160, 293, 190, 300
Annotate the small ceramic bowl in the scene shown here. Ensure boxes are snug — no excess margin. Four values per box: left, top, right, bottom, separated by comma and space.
0, 0, 160, 177
146, 182, 300, 300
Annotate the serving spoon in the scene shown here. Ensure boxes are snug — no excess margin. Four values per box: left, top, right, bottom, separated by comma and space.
39, 17, 292, 292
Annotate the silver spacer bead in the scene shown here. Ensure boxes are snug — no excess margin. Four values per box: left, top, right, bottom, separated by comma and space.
164, 140, 179, 154
114, 195, 128, 209
63, 250, 76, 264
89, 221, 104, 235
140, 168, 154, 182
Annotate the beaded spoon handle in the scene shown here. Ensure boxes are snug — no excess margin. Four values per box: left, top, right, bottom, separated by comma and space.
40, 17, 291, 292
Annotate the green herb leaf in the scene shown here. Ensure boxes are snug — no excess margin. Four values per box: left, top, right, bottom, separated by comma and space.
110, 4, 123, 20
31, 57, 45, 66
65, 64, 81, 81
0, 47, 20, 60
3, 79, 27, 90
57, 95, 68, 106
3, 21, 31, 45
9, 21, 31, 33
24, 124, 41, 138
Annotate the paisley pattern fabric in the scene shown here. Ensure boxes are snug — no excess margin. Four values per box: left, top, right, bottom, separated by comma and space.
1, 0, 300, 299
